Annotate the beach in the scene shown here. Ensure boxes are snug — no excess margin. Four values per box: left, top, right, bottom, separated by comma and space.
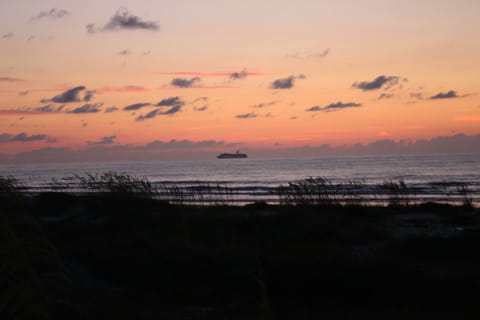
2, 184, 480, 319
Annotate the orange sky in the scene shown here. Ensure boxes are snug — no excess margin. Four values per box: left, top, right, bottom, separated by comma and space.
1, 1, 479, 162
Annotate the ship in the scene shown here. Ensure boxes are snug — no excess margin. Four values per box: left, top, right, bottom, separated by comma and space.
217, 150, 248, 159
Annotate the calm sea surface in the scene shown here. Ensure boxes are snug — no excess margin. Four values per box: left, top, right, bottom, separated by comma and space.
1, 153, 479, 204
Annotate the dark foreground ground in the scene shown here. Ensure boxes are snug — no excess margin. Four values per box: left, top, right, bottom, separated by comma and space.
2, 193, 480, 319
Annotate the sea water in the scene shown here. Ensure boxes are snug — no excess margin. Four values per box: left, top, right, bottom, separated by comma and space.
1, 153, 479, 204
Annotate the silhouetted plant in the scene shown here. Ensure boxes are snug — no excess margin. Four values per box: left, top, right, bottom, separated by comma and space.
277, 177, 339, 206
69, 172, 157, 199
159, 184, 187, 206
457, 183, 473, 208
45, 177, 70, 192
342, 179, 368, 206
0, 175, 24, 195
0, 176, 25, 209
381, 179, 412, 206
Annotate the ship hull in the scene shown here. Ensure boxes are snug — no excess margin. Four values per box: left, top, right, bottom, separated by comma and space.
217, 153, 248, 159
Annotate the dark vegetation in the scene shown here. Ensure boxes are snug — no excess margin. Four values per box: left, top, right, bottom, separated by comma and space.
1, 174, 480, 319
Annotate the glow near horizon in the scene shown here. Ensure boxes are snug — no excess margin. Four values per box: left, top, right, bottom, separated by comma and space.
0, 0, 479, 160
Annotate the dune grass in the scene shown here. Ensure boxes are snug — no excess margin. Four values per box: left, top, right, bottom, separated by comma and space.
4, 172, 479, 208
1, 172, 479, 319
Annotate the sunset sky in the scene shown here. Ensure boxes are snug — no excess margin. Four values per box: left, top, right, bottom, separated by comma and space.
1, 0, 479, 162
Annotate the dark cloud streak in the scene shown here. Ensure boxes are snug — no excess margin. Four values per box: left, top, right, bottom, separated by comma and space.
270, 75, 305, 90
230, 69, 248, 80
156, 96, 184, 107
430, 90, 459, 100
236, 112, 257, 119
87, 136, 116, 146
306, 102, 362, 112
68, 103, 102, 114
253, 101, 278, 108
171, 77, 200, 88
352, 75, 400, 91
41, 86, 94, 104
0, 132, 55, 143
122, 103, 151, 111
136, 105, 182, 121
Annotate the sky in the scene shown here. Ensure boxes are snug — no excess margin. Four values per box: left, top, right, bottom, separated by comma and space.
1, 0, 479, 163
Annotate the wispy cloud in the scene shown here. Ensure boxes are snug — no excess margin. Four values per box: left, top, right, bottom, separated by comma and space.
118, 49, 131, 56
0, 104, 65, 115
135, 109, 161, 121
87, 135, 116, 146
97, 85, 149, 93
123, 102, 151, 111
352, 75, 401, 91
104, 106, 119, 113
68, 103, 102, 114
270, 74, 305, 90
253, 101, 279, 108
286, 48, 330, 59
191, 97, 208, 111
33, 105, 65, 113
41, 86, 94, 103
377, 93, 395, 100
29, 8, 70, 22
306, 101, 362, 112
87, 8, 160, 34
230, 69, 248, 80
0, 87, 68, 96
236, 112, 258, 119
194, 105, 208, 112
135, 105, 182, 121
410, 92, 424, 100
0, 132, 56, 143
430, 90, 460, 100
171, 77, 201, 88
0, 77, 26, 83
192, 96, 208, 103
2, 33, 14, 39
156, 96, 184, 107
160, 105, 182, 115
156, 70, 267, 78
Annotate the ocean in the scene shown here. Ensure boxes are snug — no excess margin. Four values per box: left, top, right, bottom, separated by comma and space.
1, 153, 479, 205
